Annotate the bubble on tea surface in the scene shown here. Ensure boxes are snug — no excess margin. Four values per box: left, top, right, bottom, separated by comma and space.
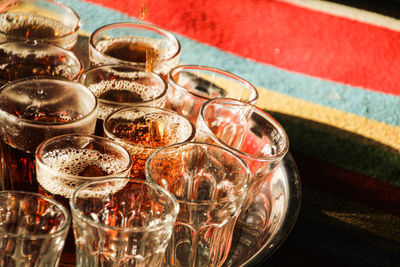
0, 13, 72, 38
37, 148, 130, 198
88, 79, 160, 101
88, 79, 164, 119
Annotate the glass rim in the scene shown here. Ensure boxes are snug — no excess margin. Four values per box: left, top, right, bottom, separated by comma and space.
79, 64, 168, 106
199, 97, 290, 162
0, 40, 84, 80
69, 177, 180, 232
145, 141, 250, 205
103, 106, 196, 149
35, 134, 134, 181
168, 64, 259, 103
0, 0, 81, 41
89, 21, 181, 64
0, 77, 98, 126
0, 190, 71, 239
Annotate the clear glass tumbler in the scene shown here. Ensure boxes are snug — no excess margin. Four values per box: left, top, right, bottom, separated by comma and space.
89, 22, 181, 76
0, 41, 83, 81
146, 142, 250, 267
70, 177, 179, 267
0, 0, 81, 49
167, 65, 259, 124
79, 64, 167, 136
0, 191, 70, 266
36, 134, 133, 265
0, 77, 98, 192
196, 98, 289, 217
104, 106, 195, 179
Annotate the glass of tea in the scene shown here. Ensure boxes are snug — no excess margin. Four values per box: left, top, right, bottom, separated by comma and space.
103, 106, 195, 179
0, 77, 98, 193
89, 22, 181, 76
0, 41, 83, 81
35, 134, 133, 266
195, 98, 289, 218
70, 177, 179, 267
0, 191, 70, 266
167, 65, 259, 124
0, 0, 80, 50
79, 64, 168, 136
145, 142, 250, 267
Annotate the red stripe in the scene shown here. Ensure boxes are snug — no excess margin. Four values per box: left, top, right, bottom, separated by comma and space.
85, 0, 400, 95
292, 151, 400, 216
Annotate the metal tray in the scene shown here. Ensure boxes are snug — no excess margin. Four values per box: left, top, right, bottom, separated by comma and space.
225, 152, 301, 266
74, 35, 302, 267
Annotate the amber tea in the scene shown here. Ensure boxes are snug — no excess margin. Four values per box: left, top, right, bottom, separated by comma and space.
89, 23, 181, 76
1, 15, 66, 39
111, 119, 168, 178
95, 38, 159, 71
35, 134, 132, 266
0, 41, 83, 81
102, 40, 157, 66
1, 113, 76, 192
0, 78, 98, 192
0, 0, 81, 50
37, 148, 131, 266
80, 65, 168, 136
104, 107, 195, 180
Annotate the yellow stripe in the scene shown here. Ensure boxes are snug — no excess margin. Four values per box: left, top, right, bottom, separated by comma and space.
281, 0, 400, 31
256, 87, 400, 151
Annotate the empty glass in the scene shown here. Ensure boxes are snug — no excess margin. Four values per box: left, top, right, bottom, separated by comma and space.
195, 98, 289, 217
167, 65, 259, 124
146, 142, 250, 267
0, 191, 70, 266
70, 177, 179, 267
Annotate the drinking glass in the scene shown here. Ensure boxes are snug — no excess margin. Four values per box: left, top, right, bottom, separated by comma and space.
79, 64, 167, 136
0, 41, 83, 81
0, 0, 81, 49
89, 22, 181, 76
146, 142, 250, 267
36, 134, 133, 265
103, 106, 195, 179
70, 177, 179, 267
196, 98, 289, 217
167, 65, 259, 124
0, 77, 98, 192
0, 191, 70, 266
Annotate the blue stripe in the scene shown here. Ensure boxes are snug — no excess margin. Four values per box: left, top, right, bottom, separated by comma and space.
62, 0, 400, 127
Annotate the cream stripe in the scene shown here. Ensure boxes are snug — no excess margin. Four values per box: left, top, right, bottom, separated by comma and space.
281, 0, 400, 31
256, 87, 400, 151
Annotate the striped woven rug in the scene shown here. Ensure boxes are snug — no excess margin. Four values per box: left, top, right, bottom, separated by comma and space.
60, 0, 400, 265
